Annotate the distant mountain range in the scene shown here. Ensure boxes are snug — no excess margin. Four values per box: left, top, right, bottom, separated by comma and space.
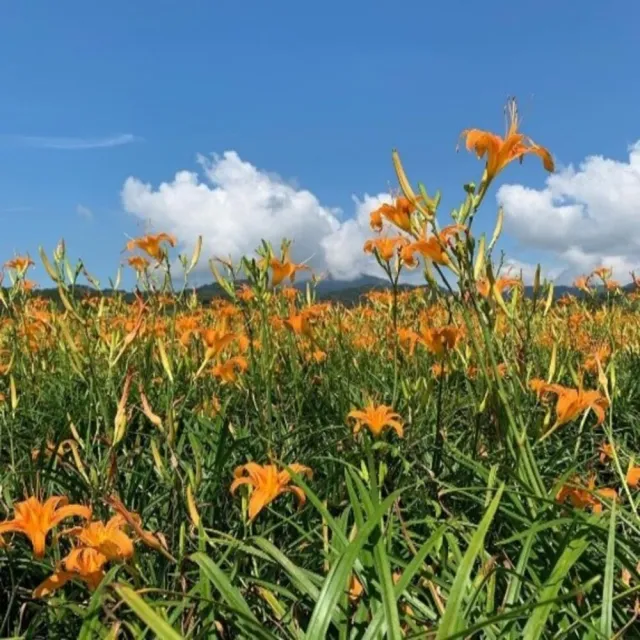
5, 276, 635, 307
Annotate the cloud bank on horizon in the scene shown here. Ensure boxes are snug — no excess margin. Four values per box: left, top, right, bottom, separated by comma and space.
498, 141, 640, 283
122, 151, 393, 281
122, 143, 640, 284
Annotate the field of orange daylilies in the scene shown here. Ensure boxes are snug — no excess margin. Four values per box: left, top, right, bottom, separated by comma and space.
1, 100, 639, 638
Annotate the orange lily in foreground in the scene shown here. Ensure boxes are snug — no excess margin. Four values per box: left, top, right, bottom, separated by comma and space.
370, 196, 423, 234
460, 98, 554, 182
476, 275, 522, 299
126, 232, 176, 261
591, 266, 613, 282
418, 325, 463, 357
104, 495, 172, 560
529, 380, 609, 429
574, 276, 592, 295
211, 355, 248, 383
231, 462, 312, 520
4, 255, 34, 274
127, 255, 150, 272
33, 547, 107, 597
363, 236, 410, 263
201, 326, 237, 360
556, 476, 617, 514
269, 251, 310, 286
627, 464, 640, 489
347, 402, 404, 438
61, 516, 135, 562
401, 224, 465, 268
285, 311, 314, 337
599, 441, 614, 464
0, 496, 91, 558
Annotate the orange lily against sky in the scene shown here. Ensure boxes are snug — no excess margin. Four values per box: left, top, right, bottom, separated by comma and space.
363, 235, 410, 264
401, 224, 464, 269
269, 249, 310, 286
231, 462, 312, 520
127, 255, 151, 272
476, 275, 522, 299
0, 496, 91, 558
591, 266, 613, 282
347, 402, 404, 438
460, 98, 554, 182
4, 255, 34, 275
126, 232, 176, 261
574, 275, 592, 295
369, 195, 423, 234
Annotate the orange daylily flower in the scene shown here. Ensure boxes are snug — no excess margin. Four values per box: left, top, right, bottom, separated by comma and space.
127, 255, 150, 272
363, 236, 410, 263
126, 233, 176, 261
4, 255, 34, 274
19, 279, 37, 292
530, 381, 609, 429
347, 402, 404, 438
230, 462, 312, 520
104, 495, 171, 559
308, 348, 327, 363
269, 251, 310, 286
34, 547, 108, 597
573, 276, 592, 294
236, 284, 256, 302
591, 266, 612, 282
460, 98, 554, 182
431, 363, 451, 378
61, 516, 135, 562
418, 325, 463, 357
605, 279, 620, 292
398, 327, 421, 356
467, 362, 507, 379
583, 344, 611, 374
370, 196, 423, 234
0, 496, 91, 558
201, 326, 237, 360
211, 355, 248, 383
627, 464, 640, 489
285, 312, 314, 337
556, 476, 617, 514
31, 439, 78, 462
599, 442, 614, 464
477, 275, 522, 299
280, 286, 299, 301
401, 224, 464, 268
348, 575, 364, 602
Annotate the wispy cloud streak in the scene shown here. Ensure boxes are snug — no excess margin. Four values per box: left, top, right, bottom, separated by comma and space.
4, 133, 140, 150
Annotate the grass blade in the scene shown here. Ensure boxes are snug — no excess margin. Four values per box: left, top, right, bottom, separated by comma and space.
436, 483, 504, 639
600, 503, 616, 638
113, 584, 185, 640
522, 534, 590, 639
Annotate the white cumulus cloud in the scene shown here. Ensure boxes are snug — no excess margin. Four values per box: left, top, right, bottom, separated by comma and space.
498, 141, 640, 283
122, 151, 391, 280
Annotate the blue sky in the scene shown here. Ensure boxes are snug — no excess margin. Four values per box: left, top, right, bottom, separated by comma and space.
1, 1, 639, 287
